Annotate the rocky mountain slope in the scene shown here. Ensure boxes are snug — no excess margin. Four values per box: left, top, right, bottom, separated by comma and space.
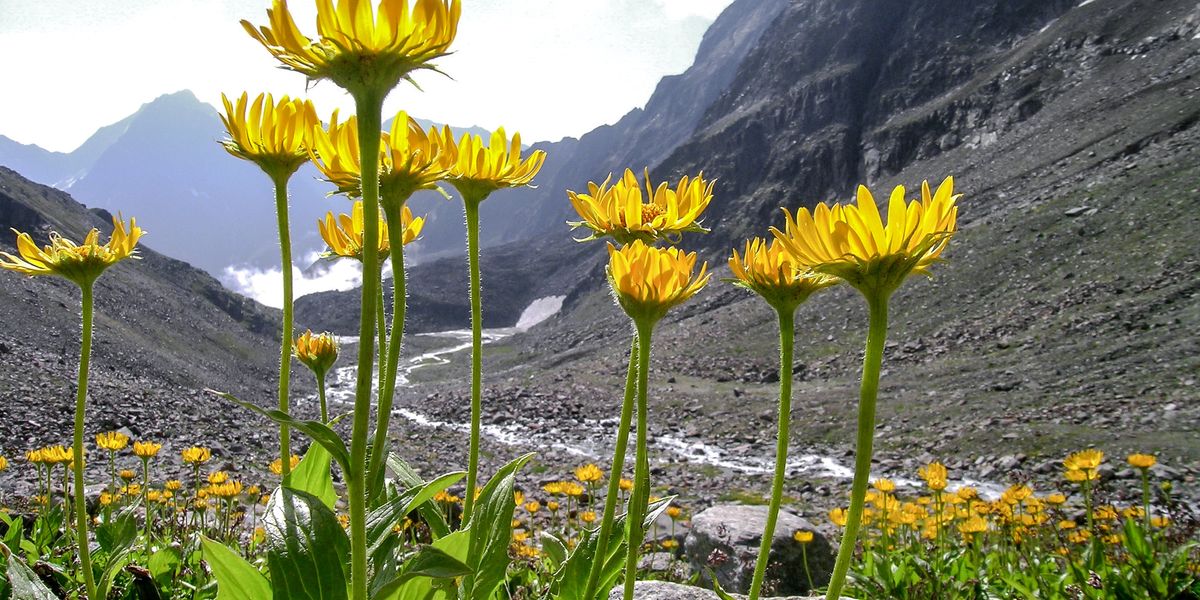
0, 167, 298, 488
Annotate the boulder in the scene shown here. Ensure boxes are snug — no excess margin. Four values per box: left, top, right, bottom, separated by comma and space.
684, 505, 834, 595
608, 580, 832, 600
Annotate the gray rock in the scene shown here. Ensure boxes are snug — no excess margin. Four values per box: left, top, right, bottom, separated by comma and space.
608, 580, 832, 600
684, 505, 834, 595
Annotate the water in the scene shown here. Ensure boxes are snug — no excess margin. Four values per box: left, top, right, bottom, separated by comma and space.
317, 295, 1007, 499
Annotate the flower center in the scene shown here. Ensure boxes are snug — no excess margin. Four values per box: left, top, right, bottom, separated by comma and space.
640, 203, 664, 223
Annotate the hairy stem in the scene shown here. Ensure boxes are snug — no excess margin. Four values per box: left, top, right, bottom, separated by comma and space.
73, 281, 97, 600
272, 173, 294, 482
463, 198, 484, 522
623, 319, 654, 600
367, 204, 409, 505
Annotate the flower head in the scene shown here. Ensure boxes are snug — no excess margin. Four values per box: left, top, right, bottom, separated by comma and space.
727, 237, 837, 310
181, 447, 212, 466
771, 177, 959, 298
318, 200, 423, 261
446, 128, 546, 202
271, 454, 302, 475
310, 110, 452, 206
606, 240, 709, 325
793, 530, 814, 544
294, 330, 340, 378
574, 463, 602, 484
1064, 449, 1104, 471
219, 92, 317, 180
567, 168, 714, 245
1, 216, 143, 287
242, 0, 461, 95
95, 431, 130, 452
133, 441, 162, 459
1127, 453, 1156, 469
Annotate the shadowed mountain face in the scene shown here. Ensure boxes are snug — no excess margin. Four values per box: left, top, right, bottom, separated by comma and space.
0, 166, 294, 464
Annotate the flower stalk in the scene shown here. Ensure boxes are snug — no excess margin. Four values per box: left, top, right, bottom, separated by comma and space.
462, 194, 485, 521
826, 291, 889, 600
272, 172, 294, 482
72, 280, 98, 600
367, 203, 409, 503
623, 317, 654, 600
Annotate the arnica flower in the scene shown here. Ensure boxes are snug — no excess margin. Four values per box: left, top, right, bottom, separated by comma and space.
0, 216, 143, 286
445, 128, 546, 202
872, 479, 896, 493
728, 237, 837, 311
568, 168, 715, 245
219, 92, 318, 181
666, 507, 683, 520
606, 240, 710, 325
210, 480, 244, 500
829, 507, 848, 527
310, 111, 452, 206
270, 454, 302, 475
318, 200, 424, 261
132, 441, 162, 459
241, 0, 461, 96
574, 463, 603, 484
95, 431, 129, 452
1065, 449, 1104, 471
119, 469, 137, 482
793, 530, 814, 544
771, 177, 959, 298
208, 471, 229, 485
181, 447, 212, 466
294, 330, 340, 378
1128, 453, 1156, 469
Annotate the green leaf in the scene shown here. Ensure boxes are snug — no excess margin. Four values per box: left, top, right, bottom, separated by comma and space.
2, 542, 57, 600
539, 532, 568, 567
371, 546, 472, 600
377, 531, 470, 600
366, 471, 465, 554
147, 546, 183, 590
96, 503, 139, 553
462, 453, 534, 600
292, 444, 338, 510
552, 496, 673, 600
208, 388, 351, 473
263, 487, 351, 600
201, 536, 272, 600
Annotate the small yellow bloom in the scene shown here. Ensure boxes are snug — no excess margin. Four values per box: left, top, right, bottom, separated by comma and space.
1065, 468, 1099, 483
513, 491, 525, 506
918, 461, 948, 485
446, 128, 546, 202
793, 530, 814, 544
546, 501, 560, 512
574, 463, 603, 484
208, 471, 229, 485
606, 240, 709, 324
661, 539, 679, 550
270, 454, 302, 475
132, 441, 162, 459
96, 431, 130, 452
542, 482, 563, 496
1, 216, 143, 286
1064, 449, 1104, 471
209, 481, 244, 500
165, 480, 183, 492
957, 516, 987, 535
1127, 453, 1156, 469
829, 507, 848, 527
666, 507, 683, 520
619, 478, 634, 492
310, 111, 452, 206
568, 168, 715, 244
119, 469, 137, 482
219, 92, 317, 180
872, 479, 896, 493
1044, 492, 1067, 505
728, 237, 837, 310
580, 511, 597, 524
562, 483, 584, 498
524, 501, 540, 515
771, 177, 959, 297
294, 330, 340, 378
956, 487, 978, 501
242, 0, 461, 96
181, 446, 212, 466
1057, 520, 1077, 530
40, 445, 73, 465
1150, 516, 1170, 528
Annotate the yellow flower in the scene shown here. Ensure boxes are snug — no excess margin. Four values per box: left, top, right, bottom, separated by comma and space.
542, 482, 563, 496
872, 479, 896, 493
95, 431, 129, 452
1058, 519, 1077, 530
619, 478, 634, 492
181, 447, 212, 466
318, 201, 424, 262
829, 507, 848, 527
606, 240, 709, 324
210, 481, 244, 500
727, 237, 837, 310
546, 501, 560, 512
666, 507, 683, 520
567, 168, 714, 244
524, 501, 540, 514
574, 463, 603, 484
270, 454, 302, 475
1150, 516, 1170, 528
771, 177, 959, 297
918, 461, 948, 484
165, 480, 183, 492
1064, 449, 1104, 471
0, 456, 6, 472
119, 469, 137, 482
956, 487, 978, 501
446, 128, 546, 202
793, 530, 814, 544
1, 216, 143, 286
1044, 493, 1067, 505
310, 110, 452, 206
219, 92, 317, 180
132, 441, 162, 459
957, 515, 987, 535
1127, 453, 1156, 469
562, 483, 584, 498
513, 491, 525, 506
208, 471, 229, 485
580, 511, 597, 524
294, 330, 340, 378
1065, 468, 1099, 483
661, 539, 679, 550
241, 0, 461, 96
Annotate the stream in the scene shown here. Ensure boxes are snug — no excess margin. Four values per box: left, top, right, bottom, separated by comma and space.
314, 295, 1006, 499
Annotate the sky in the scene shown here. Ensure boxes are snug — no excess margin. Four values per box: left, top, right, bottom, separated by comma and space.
0, 0, 734, 153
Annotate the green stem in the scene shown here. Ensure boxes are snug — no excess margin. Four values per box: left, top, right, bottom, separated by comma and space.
347, 87, 384, 600
368, 206, 409, 505
748, 307, 795, 600
73, 281, 98, 600
463, 198, 484, 522
272, 173, 294, 483
1140, 470, 1151, 531
802, 544, 813, 593
623, 319, 654, 600
377, 270, 388, 398
826, 292, 889, 600
583, 336, 639, 600
142, 458, 151, 553
317, 373, 329, 424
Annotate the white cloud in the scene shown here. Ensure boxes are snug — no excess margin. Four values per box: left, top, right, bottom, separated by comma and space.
222, 251, 393, 308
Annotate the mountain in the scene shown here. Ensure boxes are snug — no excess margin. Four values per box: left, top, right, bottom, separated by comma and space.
299, 0, 1200, 480
0, 92, 494, 278
0, 166, 303, 480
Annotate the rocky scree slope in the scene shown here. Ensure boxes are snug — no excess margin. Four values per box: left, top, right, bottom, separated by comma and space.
0, 168, 315, 492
